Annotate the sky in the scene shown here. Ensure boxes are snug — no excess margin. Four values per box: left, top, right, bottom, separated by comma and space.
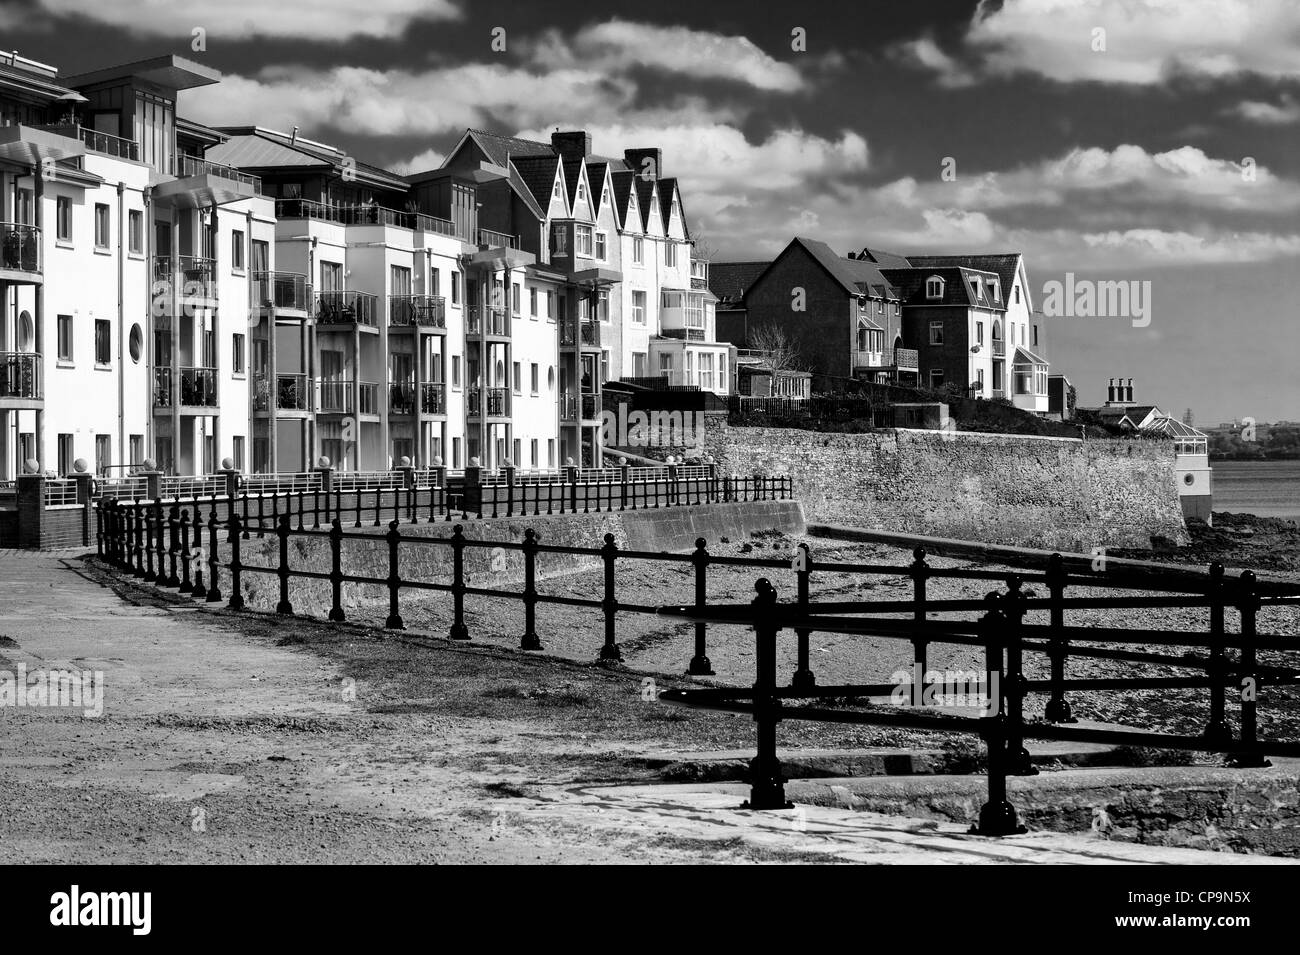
3, 0, 1297, 423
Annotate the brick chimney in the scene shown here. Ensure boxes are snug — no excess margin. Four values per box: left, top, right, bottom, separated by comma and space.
1126, 378, 1134, 403
624, 147, 662, 180
1107, 378, 1115, 403
551, 130, 591, 161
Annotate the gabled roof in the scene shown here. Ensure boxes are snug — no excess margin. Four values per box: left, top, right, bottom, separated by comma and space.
1012, 346, 1049, 365
658, 177, 679, 233
881, 265, 1006, 309
462, 128, 553, 168
561, 157, 587, 208
505, 162, 546, 220
633, 176, 659, 231
610, 171, 639, 229
1143, 415, 1207, 439
208, 126, 408, 190
709, 261, 770, 306
586, 161, 610, 218
510, 154, 563, 212
906, 253, 1024, 306
795, 237, 899, 297
851, 247, 914, 269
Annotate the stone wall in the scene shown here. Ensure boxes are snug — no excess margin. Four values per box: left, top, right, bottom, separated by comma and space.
706, 421, 1187, 551
232, 499, 805, 614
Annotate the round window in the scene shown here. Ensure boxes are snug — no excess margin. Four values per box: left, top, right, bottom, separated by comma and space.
129, 323, 143, 363
1183, 473, 1195, 486
17, 311, 34, 352
547, 366, 555, 390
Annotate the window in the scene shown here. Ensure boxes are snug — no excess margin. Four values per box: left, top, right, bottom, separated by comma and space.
451, 355, 461, 388
232, 229, 245, 271
232, 435, 245, 472
512, 282, 521, 315
251, 239, 269, 274
575, 225, 593, 257
56, 196, 72, 242
451, 271, 460, 305
976, 368, 986, 390
969, 278, 982, 301
928, 321, 944, 346
452, 437, 462, 468
659, 353, 673, 372
547, 439, 555, 468
988, 279, 1000, 302
512, 438, 521, 466
530, 439, 538, 467
546, 290, 556, 321
600, 350, 609, 383
577, 180, 585, 201
94, 319, 110, 366
665, 242, 677, 268
685, 351, 694, 383
128, 210, 143, 254
430, 268, 440, 298
513, 361, 521, 394
1032, 324, 1039, 347
232, 333, 246, 375
552, 177, 561, 199
129, 435, 144, 469
632, 290, 646, 324
595, 231, 607, 261
95, 435, 111, 477
529, 287, 537, 317
929, 369, 945, 389
58, 434, 74, 476
1014, 285, 1021, 304
597, 289, 609, 323
699, 352, 715, 389
93, 199, 119, 263
975, 321, 984, 345
530, 363, 539, 394
391, 264, 412, 298
632, 353, 646, 377
57, 314, 73, 362
925, 276, 944, 300
632, 237, 643, 264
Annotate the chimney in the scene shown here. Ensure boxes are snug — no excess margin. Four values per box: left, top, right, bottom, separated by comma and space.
1126, 378, 1134, 403
624, 147, 663, 181
1107, 378, 1115, 403
551, 130, 591, 162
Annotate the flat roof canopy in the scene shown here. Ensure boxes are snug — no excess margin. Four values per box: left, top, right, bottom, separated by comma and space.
64, 55, 220, 93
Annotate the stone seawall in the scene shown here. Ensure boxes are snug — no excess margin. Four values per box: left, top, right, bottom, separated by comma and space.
706, 422, 1187, 552
233, 499, 804, 614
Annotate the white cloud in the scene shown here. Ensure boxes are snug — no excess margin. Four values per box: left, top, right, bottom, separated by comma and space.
899, 0, 1300, 86
387, 148, 445, 176
1229, 95, 1300, 125
0, 0, 460, 40
524, 19, 805, 93
890, 36, 977, 88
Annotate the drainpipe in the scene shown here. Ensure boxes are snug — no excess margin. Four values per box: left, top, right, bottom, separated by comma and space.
116, 181, 125, 475
143, 185, 153, 462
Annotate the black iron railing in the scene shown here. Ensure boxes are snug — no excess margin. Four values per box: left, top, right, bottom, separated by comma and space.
467, 386, 508, 417
317, 290, 378, 327
420, 382, 446, 414
0, 351, 41, 399
389, 294, 446, 328
389, 380, 416, 416
252, 271, 311, 311
1, 222, 40, 272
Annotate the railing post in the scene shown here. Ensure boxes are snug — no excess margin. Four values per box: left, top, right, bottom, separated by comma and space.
178, 508, 193, 592
328, 518, 346, 622
1203, 562, 1232, 745
449, 523, 469, 640
521, 528, 541, 650
566, 463, 578, 513
688, 538, 715, 675
1003, 575, 1037, 777
142, 504, 156, 582
464, 461, 482, 520
745, 578, 791, 810
973, 592, 1025, 836
599, 533, 622, 662
95, 501, 104, 559
165, 503, 180, 588
910, 547, 928, 701
206, 502, 222, 603
154, 499, 167, 583
227, 513, 245, 611
275, 512, 293, 615
791, 542, 815, 690
132, 501, 145, 577
620, 460, 630, 510
1043, 553, 1076, 723
384, 519, 404, 630
667, 461, 679, 506
505, 464, 516, 517
1230, 570, 1270, 768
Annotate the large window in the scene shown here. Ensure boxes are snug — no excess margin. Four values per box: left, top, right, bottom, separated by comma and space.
685, 293, 704, 329
575, 225, 593, 257
929, 321, 944, 345
595, 232, 607, 260
665, 242, 677, 268
134, 90, 175, 175
58, 434, 74, 476
699, 352, 715, 389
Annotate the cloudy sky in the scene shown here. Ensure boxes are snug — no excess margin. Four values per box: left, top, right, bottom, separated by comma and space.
5, 0, 1298, 422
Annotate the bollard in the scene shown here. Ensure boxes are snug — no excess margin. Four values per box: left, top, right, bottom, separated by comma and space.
790, 543, 815, 691
688, 538, 714, 676
745, 578, 792, 810
599, 533, 622, 662
328, 518, 346, 622
275, 513, 293, 615
227, 513, 245, 611
384, 520, 404, 629
972, 592, 1025, 836
520, 529, 541, 651
449, 524, 469, 640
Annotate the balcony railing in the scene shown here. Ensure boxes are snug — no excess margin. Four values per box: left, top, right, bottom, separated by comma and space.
0, 351, 41, 399
278, 374, 310, 411
36, 124, 138, 161
992, 339, 1006, 358
1, 223, 40, 273
476, 228, 519, 249
180, 366, 218, 407
274, 199, 458, 236
319, 380, 353, 414
171, 154, 261, 193
389, 294, 446, 328
467, 386, 508, 417
252, 271, 311, 311
359, 382, 379, 415
153, 367, 172, 407
853, 349, 884, 369
154, 255, 217, 299
316, 290, 378, 327
466, 305, 508, 336
559, 391, 576, 421
388, 380, 416, 416
581, 394, 599, 421
559, 320, 600, 347
420, 382, 446, 415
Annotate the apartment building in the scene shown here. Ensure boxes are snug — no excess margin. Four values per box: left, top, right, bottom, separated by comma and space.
0, 52, 266, 480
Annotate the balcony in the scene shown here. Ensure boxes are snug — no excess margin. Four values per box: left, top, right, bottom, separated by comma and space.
853, 349, 884, 369
154, 255, 217, 301
181, 367, 218, 407
359, 381, 379, 415
467, 386, 508, 417
281, 374, 311, 412
388, 380, 416, 416
36, 124, 138, 161
559, 319, 601, 347
559, 391, 576, 421
316, 290, 378, 327
389, 294, 446, 328
252, 271, 311, 312
273, 199, 459, 236
319, 380, 352, 414
894, 347, 919, 370
0, 351, 41, 402
1, 223, 40, 276
992, 338, 1006, 358
476, 228, 519, 249
170, 154, 261, 193
420, 382, 447, 415
581, 394, 600, 421
466, 305, 508, 336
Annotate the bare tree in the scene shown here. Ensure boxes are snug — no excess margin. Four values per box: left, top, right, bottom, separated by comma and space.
748, 324, 803, 371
